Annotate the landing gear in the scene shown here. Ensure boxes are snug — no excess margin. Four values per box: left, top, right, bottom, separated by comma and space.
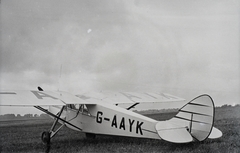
41, 131, 51, 144
35, 105, 83, 145
41, 131, 51, 153
40, 106, 65, 148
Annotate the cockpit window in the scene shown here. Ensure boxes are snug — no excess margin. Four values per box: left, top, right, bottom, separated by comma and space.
74, 104, 80, 109
80, 105, 90, 115
68, 104, 76, 109
66, 104, 80, 110
66, 104, 91, 116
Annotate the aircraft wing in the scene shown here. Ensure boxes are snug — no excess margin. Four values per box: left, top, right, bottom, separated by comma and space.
76, 91, 185, 110
76, 91, 185, 103
0, 90, 185, 110
0, 90, 95, 106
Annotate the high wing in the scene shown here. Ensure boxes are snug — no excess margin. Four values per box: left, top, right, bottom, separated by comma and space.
76, 91, 185, 110
0, 90, 185, 110
76, 91, 185, 103
0, 90, 95, 106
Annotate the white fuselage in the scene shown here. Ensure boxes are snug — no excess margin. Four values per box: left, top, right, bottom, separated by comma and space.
49, 103, 161, 140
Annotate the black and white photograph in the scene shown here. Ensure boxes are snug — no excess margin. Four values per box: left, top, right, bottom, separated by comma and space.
0, 0, 239, 152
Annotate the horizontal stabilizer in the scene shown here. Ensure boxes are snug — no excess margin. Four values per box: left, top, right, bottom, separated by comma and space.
156, 121, 193, 143
209, 127, 222, 139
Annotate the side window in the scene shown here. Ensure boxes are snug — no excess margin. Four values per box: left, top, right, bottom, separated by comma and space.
80, 105, 91, 116
74, 104, 80, 109
66, 104, 91, 116
67, 104, 76, 109
79, 105, 83, 112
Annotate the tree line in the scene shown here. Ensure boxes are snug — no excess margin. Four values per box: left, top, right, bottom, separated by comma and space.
0, 113, 50, 119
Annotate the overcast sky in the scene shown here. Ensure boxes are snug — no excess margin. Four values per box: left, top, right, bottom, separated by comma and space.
0, 0, 239, 114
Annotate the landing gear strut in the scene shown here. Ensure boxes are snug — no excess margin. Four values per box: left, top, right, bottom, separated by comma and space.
40, 106, 65, 145
35, 104, 83, 146
40, 106, 65, 153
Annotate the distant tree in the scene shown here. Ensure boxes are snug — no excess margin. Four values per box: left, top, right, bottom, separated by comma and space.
4, 114, 15, 119
34, 114, 39, 118
24, 114, 33, 118
221, 104, 231, 108
40, 114, 49, 119
16, 114, 22, 118
24, 114, 29, 118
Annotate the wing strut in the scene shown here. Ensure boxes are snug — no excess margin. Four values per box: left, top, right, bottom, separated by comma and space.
49, 106, 65, 138
35, 105, 83, 147
127, 103, 139, 110
34, 106, 82, 131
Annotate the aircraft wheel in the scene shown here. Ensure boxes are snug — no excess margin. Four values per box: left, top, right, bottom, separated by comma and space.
41, 131, 51, 144
85, 133, 96, 139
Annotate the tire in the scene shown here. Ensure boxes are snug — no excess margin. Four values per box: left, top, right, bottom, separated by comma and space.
41, 131, 51, 144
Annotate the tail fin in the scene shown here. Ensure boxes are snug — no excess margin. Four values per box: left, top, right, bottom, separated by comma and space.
156, 94, 221, 143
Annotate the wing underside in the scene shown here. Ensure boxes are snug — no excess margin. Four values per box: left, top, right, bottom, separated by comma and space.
76, 91, 185, 104
0, 90, 185, 110
76, 91, 185, 110
0, 91, 95, 106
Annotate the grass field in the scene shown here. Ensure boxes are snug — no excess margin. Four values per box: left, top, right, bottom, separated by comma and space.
0, 106, 240, 153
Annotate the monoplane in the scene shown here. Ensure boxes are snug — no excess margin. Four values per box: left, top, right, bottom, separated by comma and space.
0, 87, 222, 146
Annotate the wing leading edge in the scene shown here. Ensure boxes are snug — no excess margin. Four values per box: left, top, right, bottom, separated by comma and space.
0, 90, 95, 106
76, 91, 185, 110
0, 90, 185, 109
76, 91, 185, 104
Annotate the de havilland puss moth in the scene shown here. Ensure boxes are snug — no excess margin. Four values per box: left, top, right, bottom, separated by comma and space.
0, 87, 222, 147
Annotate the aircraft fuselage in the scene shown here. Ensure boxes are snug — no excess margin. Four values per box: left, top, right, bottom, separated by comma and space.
49, 103, 160, 140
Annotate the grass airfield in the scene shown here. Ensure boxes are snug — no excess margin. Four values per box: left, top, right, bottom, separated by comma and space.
0, 106, 239, 153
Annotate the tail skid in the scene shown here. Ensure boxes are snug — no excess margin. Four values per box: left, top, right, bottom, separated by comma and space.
155, 94, 222, 143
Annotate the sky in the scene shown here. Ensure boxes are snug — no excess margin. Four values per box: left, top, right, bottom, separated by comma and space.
0, 0, 239, 115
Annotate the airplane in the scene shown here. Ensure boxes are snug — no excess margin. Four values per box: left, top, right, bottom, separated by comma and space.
0, 87, 222, 147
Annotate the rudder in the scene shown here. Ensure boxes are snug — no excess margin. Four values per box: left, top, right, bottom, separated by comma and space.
155, 94, 218, 143
171, 94, 215, 141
